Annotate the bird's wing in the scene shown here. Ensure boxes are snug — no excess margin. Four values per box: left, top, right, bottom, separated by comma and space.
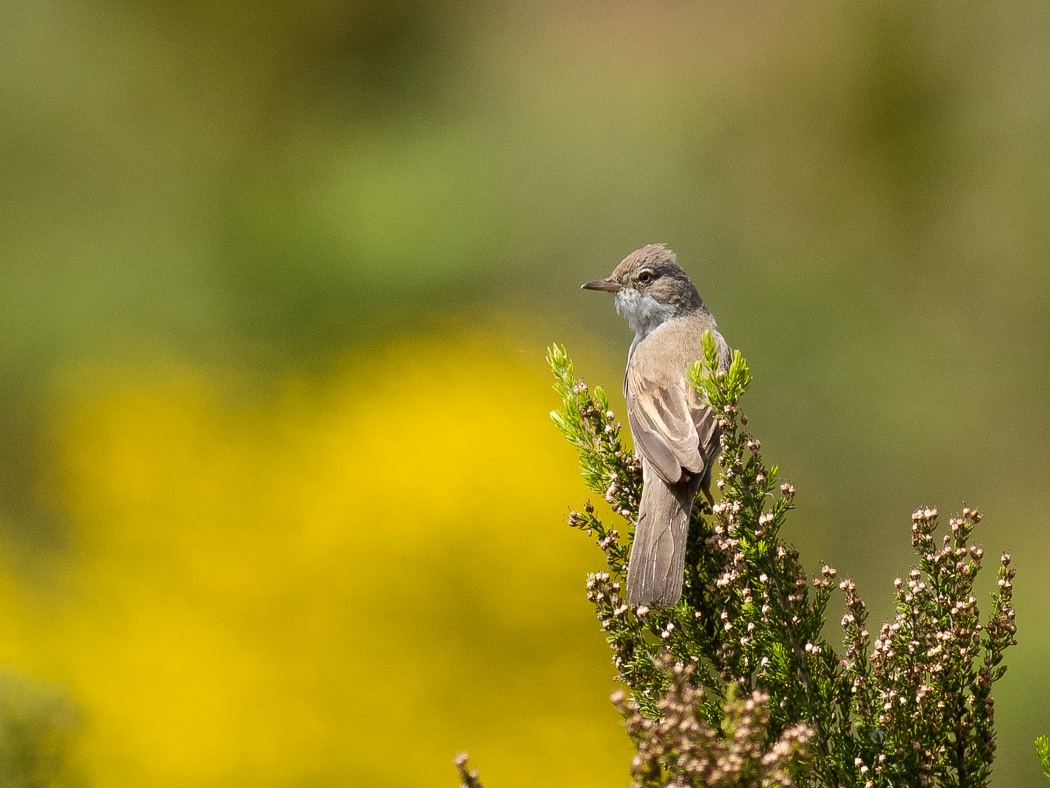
626, 371, 709, 485
691, 389, 722, 476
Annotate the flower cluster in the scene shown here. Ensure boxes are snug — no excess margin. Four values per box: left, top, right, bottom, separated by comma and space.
568, 502, 629, 577
613, 655, 812, 788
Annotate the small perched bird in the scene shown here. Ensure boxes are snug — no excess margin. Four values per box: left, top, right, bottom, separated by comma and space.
582, 244, 731, 607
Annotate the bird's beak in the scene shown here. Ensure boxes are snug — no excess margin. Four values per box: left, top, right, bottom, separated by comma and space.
581, 278, 622, 292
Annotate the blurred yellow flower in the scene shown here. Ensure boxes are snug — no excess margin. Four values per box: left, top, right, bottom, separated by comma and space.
0, 330, 632, 787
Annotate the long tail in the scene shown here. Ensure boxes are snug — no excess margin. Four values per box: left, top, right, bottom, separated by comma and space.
626, 463, 700, 607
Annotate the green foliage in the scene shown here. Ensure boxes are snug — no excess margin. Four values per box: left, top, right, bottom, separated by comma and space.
546, 339, 1018, 788
547, 344, 639, 572
1036, 737, 1050, 782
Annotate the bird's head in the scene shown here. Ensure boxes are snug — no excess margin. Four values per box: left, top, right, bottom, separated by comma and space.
582, 244, 704, 338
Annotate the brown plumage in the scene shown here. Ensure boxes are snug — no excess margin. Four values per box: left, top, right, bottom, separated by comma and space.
582, 244, 730, 606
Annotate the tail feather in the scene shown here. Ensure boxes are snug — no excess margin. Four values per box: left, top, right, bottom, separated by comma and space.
626, 462, 700, 606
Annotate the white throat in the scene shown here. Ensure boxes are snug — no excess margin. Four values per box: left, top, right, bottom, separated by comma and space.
615, 289, 678, 342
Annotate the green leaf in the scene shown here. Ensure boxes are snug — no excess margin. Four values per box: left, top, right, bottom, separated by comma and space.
1037, 736, 1050, 781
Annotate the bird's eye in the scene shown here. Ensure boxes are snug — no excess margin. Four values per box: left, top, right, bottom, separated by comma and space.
638, 270, 653, 284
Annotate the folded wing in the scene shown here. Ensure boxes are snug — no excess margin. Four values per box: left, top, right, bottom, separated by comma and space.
625, 347, 722, 485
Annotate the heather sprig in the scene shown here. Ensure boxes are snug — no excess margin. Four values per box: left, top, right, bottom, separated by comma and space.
539, 340, 1019, 788
453, 752, 484, 788
1036, 736, 1050, 782
851, 507, 1017, 787
548, 344, 641, 537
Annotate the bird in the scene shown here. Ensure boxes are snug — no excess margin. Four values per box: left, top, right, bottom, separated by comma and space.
582, 243, 730, 607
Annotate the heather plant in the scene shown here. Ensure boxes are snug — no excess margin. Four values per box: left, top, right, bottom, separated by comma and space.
455, 339, 1019, 787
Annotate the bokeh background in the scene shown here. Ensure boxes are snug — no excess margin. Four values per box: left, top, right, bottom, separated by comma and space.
1, 1, 1049, 785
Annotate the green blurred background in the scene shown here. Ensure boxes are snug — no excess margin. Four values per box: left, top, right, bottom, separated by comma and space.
1, 0, 1049, 785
